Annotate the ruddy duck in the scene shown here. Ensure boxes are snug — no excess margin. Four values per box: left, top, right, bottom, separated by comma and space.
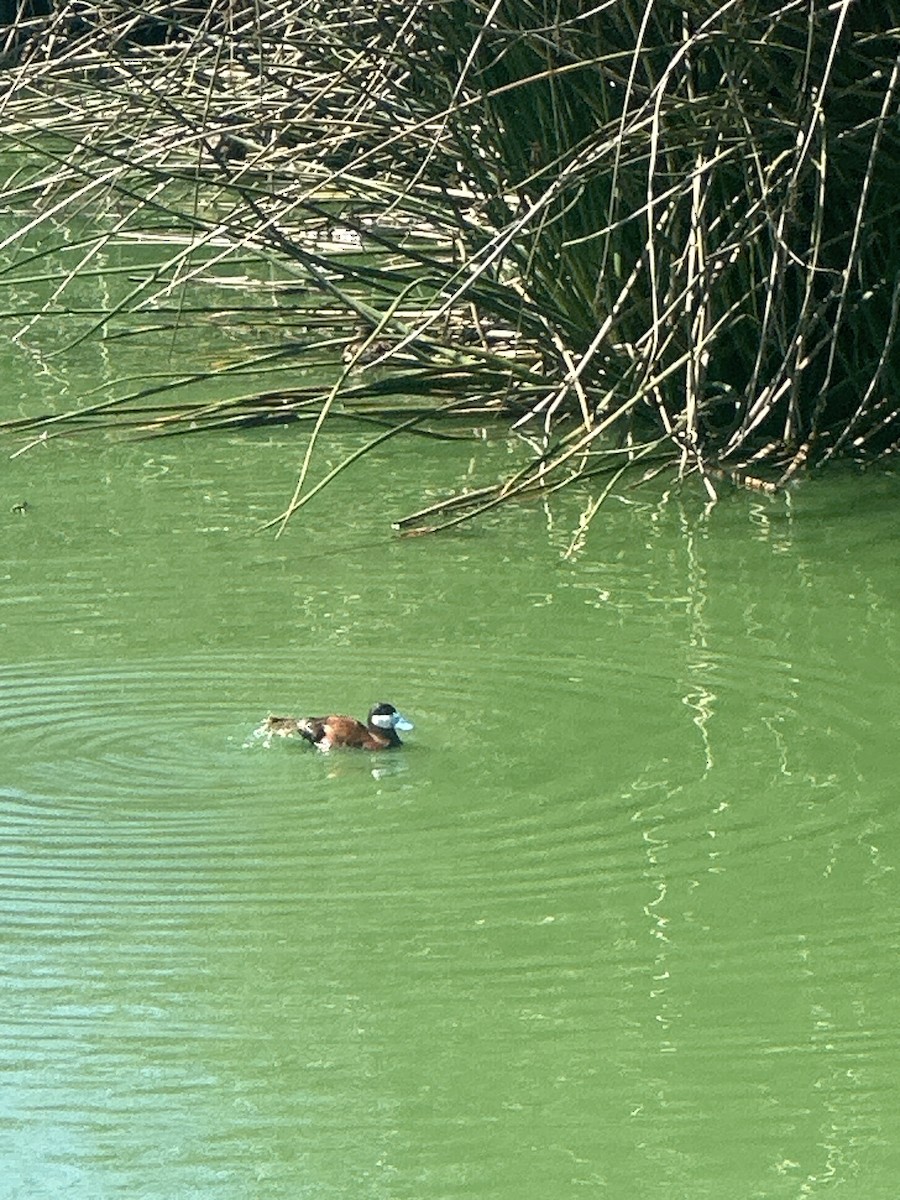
263, 702, 413, 751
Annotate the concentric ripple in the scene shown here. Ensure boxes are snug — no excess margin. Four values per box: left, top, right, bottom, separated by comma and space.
2, 657, 252, 804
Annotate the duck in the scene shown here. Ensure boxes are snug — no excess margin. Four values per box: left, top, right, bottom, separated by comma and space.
263, 701, 414, 751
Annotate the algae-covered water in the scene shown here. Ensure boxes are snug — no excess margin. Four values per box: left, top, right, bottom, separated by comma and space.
2, 417, 898, 1198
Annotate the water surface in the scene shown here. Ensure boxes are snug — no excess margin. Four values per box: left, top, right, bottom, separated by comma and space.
2, 426, 898, 1199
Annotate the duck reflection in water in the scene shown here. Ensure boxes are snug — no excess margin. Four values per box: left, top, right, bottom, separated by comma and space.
261, 702, 414, 752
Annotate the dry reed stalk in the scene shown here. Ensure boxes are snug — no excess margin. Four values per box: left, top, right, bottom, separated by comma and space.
0, 1, 895, 535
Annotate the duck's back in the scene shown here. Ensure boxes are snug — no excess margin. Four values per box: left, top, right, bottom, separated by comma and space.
299, 714, 390, 751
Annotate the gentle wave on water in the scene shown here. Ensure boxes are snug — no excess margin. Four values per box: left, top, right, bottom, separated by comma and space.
2, 584, 896, 1198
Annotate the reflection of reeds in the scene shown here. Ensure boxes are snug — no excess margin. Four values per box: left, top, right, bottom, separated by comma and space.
1, 2, 897, 533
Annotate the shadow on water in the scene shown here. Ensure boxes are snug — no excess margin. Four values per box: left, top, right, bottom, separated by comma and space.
2, 432, 898, 1198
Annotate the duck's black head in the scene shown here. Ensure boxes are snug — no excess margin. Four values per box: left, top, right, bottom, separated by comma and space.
368, 702, 414, 736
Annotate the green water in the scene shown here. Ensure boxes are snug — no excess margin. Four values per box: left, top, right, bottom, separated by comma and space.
2, 425, 898, 1199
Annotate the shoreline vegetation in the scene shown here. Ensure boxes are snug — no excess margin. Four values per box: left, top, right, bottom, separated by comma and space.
1, 1, 898, 535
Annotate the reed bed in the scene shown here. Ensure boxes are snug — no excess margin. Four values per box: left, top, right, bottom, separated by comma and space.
0, 1, 897, 533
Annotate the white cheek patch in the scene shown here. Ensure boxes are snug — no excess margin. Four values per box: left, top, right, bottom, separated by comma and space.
370, 713, 394, 729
